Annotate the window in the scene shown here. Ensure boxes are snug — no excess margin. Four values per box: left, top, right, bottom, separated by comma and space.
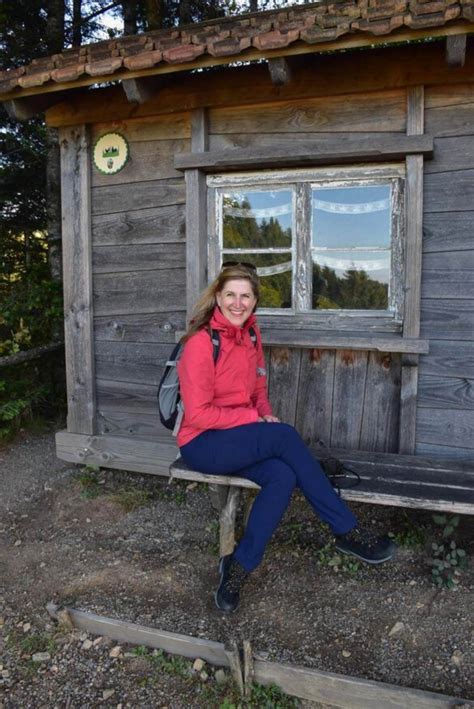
208, 165, 405, 328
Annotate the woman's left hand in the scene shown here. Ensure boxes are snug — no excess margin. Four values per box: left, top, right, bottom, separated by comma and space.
262, 415, 280, 423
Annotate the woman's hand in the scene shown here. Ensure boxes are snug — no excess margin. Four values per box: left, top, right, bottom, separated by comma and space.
261, 414, 280, 423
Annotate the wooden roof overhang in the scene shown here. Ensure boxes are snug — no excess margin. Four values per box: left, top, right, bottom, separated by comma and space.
0, 0, 473, 123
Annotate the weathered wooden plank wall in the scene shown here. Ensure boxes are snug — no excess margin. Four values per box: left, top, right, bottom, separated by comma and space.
86, 78, 474, 461
419, 82, 474, 459
209, 89, 406, 452
90, 115, 190, 445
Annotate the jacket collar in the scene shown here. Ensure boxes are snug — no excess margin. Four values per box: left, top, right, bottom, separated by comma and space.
209, 306, 256, 344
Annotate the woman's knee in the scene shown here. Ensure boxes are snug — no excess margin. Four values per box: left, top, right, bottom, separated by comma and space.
265, 459, 297, 493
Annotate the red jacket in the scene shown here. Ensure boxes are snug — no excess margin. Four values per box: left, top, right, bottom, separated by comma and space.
177, 307, 273, 447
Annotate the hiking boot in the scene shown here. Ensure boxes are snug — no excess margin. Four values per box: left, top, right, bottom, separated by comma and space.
215, 554, 248, 612
335, 527, 395, 564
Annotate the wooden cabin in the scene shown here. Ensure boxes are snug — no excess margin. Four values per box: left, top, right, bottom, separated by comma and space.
2, 1, 473, 511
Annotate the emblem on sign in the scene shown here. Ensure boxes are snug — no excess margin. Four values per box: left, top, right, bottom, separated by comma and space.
93, 132, 129, 175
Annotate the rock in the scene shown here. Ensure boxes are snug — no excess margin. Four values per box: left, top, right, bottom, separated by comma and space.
451, 650, 463, 667
82, 639, 93, 650
93, 636, 103, 647
342, 650, 351, 658
215, 669, 227, 684
57, 609, 75, 631
109, 646, 122, 658
200, 671, 208, 681
193, 658, 205, 672
186, 482, 198, 491
388, 621, 405, 637
14, 540, 21, 547
102, 689, 115, 700
0, 617, 4, 626
32, 652, 51, 663
22, 623, 31, 633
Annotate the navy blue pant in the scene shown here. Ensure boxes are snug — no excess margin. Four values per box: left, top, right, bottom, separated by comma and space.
180, 422, 357, 572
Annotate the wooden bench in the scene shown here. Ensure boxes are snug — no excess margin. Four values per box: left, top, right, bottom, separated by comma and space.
170, 450, 474, 557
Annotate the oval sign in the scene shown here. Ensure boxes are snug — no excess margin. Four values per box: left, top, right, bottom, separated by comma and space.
93, 132, 129, 175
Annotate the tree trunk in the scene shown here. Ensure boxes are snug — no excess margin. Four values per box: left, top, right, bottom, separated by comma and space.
249, 0, 259, 12
46, 0, 66, 54
145, 0, 165, 30
122, 1, 138, 35
72, 0, 82, 46
179, 0, 192, 25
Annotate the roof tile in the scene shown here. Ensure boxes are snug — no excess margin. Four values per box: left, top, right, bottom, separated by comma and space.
0, 77, 20, 93
85, 57, 123, 76
253, 28, 300, 50
0, 66, 26, 81
18, 70, 51, 88
0, 1, 470, 99
405, 3, 460, 24
51, 64, 86, 83
207, 36, 251, 57
123, 49, 163, 70
353, 13, 405, 31
163, 44, 206, 64
365, 0, 408, 19
409, 0, 454, 12
300, 24, 350, 42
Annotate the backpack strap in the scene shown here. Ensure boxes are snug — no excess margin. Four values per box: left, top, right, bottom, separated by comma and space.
210, 329, 220, 362
249, 326, 257, 348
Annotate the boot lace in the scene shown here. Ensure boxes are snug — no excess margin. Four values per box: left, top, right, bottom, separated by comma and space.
344, 527, 380, 550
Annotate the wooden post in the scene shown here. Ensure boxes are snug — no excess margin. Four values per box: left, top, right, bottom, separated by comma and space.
185, 108, 209, 319
243, 640, 254, 696
225, 641, 244, 696
399, 86, 424, 454
59, 125, 96, 435
220, 487, 240, 556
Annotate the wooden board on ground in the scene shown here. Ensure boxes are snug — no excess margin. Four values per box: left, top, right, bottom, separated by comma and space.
253, 658, 474, 709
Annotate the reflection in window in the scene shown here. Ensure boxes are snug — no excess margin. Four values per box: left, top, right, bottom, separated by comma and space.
312, 185, 391, 310
221, 189, 293, 309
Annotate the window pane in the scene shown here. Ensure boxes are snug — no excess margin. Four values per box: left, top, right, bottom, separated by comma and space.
221, 252, 292, 308
312, 184, 391, 310
312, 251, 389, 309
222, 189, 292, 249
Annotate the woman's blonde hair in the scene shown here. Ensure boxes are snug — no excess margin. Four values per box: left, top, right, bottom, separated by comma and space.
182, 264, 260, 341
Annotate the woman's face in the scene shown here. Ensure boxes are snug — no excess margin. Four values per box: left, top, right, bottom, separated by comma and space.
216, 278, 257, 327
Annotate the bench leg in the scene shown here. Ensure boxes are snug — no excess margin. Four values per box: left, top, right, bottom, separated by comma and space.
220, 487, 241, 557
208, 483, 229, 512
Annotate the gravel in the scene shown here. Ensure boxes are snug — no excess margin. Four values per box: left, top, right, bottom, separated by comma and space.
0, 431, 473, 707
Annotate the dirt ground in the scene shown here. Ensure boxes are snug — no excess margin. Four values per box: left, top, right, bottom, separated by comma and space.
1, 431, 473, 708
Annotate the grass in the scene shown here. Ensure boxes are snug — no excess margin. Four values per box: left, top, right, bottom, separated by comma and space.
76, 465, 189, 510
110, 488, 151, 512
128, 647, 299, 707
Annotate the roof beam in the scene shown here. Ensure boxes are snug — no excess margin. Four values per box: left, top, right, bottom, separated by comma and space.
122, 77, 162, 104
446, 33, 467, 67
4, 94, 61, 121
267, 57, 292, 86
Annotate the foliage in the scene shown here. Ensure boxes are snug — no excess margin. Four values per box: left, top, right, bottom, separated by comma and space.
316, 542, 361, 575
430, 514, 467, 589
77, 466, 103, 498
388, 512, 426, 548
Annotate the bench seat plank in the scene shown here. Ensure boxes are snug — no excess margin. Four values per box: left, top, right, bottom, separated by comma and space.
170, 450, 474, 515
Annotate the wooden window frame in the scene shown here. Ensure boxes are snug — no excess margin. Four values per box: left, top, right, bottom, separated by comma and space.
179, 105, 430, 356
207, 165, 405, 333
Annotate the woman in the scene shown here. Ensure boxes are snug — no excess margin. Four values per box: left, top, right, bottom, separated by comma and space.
177, 263, 394, 612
